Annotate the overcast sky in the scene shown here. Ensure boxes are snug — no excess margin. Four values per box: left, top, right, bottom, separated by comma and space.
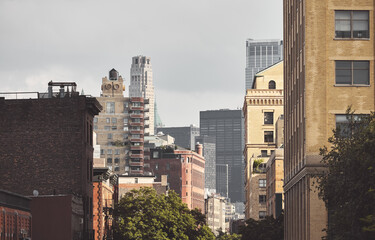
0, 0, 282, 127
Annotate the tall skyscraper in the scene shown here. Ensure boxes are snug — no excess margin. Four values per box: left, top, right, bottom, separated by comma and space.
200, 109, 244, 202
245, 39, 283, 90
130, 56, 155, 135
284, 1, 374, 239
157, 125, 200, 150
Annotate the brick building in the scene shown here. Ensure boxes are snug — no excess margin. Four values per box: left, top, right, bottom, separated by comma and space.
0, 82, 101, 239
0, 190, 32, 240
146, 144, 205, 211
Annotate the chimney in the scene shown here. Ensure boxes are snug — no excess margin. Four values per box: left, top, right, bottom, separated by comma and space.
195, 142, 203, 156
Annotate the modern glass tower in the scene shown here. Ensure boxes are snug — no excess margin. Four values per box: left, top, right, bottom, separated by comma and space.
200, 109, 244, 202
245, 39, 283, 90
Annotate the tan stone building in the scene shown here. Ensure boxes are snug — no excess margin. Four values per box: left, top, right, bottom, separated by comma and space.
284, 0, 375, 239
266, 147, 284, 218
243, 61, 284, 220
94, 69, 149, 175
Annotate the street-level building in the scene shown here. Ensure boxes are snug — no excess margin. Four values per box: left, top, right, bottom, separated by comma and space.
284, 0, 375, 239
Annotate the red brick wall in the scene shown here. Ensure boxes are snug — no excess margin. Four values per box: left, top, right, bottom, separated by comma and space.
0, 206, 32, 239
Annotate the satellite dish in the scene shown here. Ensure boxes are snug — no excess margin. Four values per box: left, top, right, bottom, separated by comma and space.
33, 190, 39, 197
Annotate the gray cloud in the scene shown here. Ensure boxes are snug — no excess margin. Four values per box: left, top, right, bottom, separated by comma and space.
0, 0, 282, 126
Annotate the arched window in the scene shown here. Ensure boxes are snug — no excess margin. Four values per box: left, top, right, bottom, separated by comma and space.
269, 80, 276, 89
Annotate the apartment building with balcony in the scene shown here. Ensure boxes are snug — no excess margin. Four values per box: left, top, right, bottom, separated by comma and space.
95, 69, 149, 175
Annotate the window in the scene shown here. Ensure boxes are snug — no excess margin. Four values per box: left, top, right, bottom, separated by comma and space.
268, 80, 276, 89
186, 192, 188, 196
135, 178, 138, 183
107, 158, 112, 163
112, 126, 117, 130
107, 133, 112, 139
259, 195, 266, 203
153, 151, 159, 158
259, 179, 266, 188
264, 112, 274, 124
261, 150, 268, 157
115, 149, 120, 155
93, 117, 98, 123
112, 118, 117, 123
106, 118, 110, 123
336, 61, 369, 85
335, 10, 369, 39
106, 102, 115, 114
336, 114, 368, 137
123, 118, 128, 124
259, 211, 266, 219
100, 149, 105, 155
264, 131, 274, 143
270, 150, 275, 156
94, 125, 98, 130
114, 167, 120, 172
107, 149, 112, 155
166, 163, 170, 170
155, 163, 159, 170
114, 158, 120, 163
124, 127, 128, 131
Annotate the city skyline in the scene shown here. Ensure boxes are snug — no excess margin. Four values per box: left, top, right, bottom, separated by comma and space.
0, 0, 282, 127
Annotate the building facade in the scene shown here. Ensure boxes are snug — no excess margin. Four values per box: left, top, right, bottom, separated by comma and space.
243, 61, 284, 219
284, 0, 375, 239
245, 39, 283, 90
95, 69, 149, 175
129, 56, 155, 135
195, 135, 216, 194
200, 109, 244, 203
205, 193, 227, 235
266, 148, 284, 218
0, 190, 32, 240
0, 83, 101, 239
147, 144, 205, 212
157, 125, 200, 150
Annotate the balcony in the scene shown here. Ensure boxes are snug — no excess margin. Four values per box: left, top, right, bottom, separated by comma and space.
144, 108, 149, 112
130, 97, 144, 103
130, 153, 144, 159
129, 161, 144, 167
130, 169, 143, 175
130, 145, 143, 151
130, 137, 143, 143
130, 129, 144, 135
130, 105, 144, 111
129, 121, 144, 127
130, 114, 143, 118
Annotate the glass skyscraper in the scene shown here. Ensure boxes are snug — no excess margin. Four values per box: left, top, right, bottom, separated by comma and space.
245, 39, 283, 90
200, 109, 244, 203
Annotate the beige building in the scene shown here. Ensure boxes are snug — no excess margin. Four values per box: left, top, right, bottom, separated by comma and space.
243, 61, 284, 220
205, 193, 227, 235
94, 69, 149, 175
284, 1, 375, 239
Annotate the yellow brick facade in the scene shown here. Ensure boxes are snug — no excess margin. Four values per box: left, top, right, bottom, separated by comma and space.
243, 61, 284, 219
284, 0, 375, 239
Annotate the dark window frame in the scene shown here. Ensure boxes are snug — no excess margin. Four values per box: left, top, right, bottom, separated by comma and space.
335, 60, 369, 85
335, 10, 369, 39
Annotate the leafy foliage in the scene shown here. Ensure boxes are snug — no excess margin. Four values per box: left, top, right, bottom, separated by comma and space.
113, 187, 215, 240
216, 229, 242, 240
317, 110, 375, 239
239, 213, 283, 240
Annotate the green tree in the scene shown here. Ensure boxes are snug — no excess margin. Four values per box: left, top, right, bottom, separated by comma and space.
317, 111, 375, 239
216, 229, 242, 240
113, 187, 215, 240
239, 213, 283, 240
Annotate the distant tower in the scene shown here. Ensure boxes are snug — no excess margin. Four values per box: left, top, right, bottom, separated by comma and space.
245, 39, 283, 90
129, 56, 155, 135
